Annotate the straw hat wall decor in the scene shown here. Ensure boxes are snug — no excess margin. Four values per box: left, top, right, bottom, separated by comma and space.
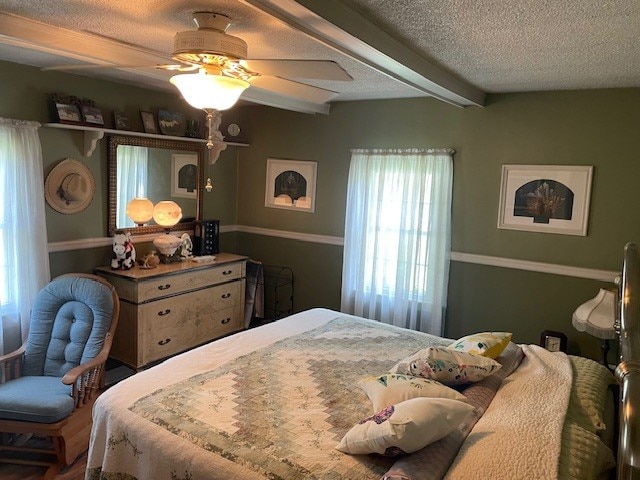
44, 158, 96, 214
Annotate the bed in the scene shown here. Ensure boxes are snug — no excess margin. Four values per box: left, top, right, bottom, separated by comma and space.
86, 244, 640, 480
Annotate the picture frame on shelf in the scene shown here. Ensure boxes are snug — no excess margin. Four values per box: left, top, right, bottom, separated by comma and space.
264, 158, 317, 213
497, 164, 593, 236
81, 105, 105, 126
140, 111, 158, 134
51, 101, 83, 125
158, 109, 186, 137
171, 153, 199, 199
113, 111, 130, 131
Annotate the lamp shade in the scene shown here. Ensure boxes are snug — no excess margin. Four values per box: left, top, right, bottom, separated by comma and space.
572, 288, 617, 340
126, 197, 154, 226
170, 71, 249, 111
152, 201, 182, 228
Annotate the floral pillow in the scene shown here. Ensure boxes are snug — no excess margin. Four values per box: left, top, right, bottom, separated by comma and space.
336, 397, 475, 456
358, 373, 467, 412
390, 347, 502, 385
447, 332, 512, 359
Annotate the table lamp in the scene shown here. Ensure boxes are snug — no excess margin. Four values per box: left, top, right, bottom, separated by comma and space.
571, 288, 616, 366
152, 201, 183, 263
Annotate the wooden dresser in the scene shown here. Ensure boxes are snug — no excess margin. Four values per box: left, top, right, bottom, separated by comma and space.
95, 252, 247, 369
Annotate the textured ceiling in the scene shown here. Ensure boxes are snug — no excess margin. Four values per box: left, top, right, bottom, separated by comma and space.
347, 0, 640, 92
0, 0, 638, 113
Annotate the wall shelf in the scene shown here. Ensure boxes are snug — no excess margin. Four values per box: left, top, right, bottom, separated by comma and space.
42, 122, 249, 157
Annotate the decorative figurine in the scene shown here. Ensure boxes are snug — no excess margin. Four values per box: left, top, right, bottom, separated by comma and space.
137, 250, 160, 269
180, 233, 194, 259
111, 230, 136, 270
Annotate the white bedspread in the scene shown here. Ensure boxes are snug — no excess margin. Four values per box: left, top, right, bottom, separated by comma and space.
444, 345, 573, 480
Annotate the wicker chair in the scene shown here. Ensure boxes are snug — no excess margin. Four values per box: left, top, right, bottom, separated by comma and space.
0, 273, 119, 478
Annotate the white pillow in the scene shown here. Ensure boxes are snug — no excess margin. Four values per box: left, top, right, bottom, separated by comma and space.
336, 397, 475, 456
447, 332, 512, 358
358, 373, 467, 412
390, 347, 501, 385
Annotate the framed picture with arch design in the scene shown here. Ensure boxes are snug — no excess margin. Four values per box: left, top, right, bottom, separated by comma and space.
497, 164, 593, 236
265, 158, 317, 213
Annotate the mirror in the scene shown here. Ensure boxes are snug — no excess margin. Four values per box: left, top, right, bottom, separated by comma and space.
107, 135, 205, 236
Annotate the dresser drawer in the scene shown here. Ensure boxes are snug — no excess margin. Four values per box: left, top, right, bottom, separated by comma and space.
140, 280, 243, 364
136, 262, 243, 303
201, 305, 244, 340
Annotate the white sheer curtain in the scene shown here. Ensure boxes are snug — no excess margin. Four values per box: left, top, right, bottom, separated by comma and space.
0, 118, 50, 352
116, 145, 149, 228
340, 148, 454, 335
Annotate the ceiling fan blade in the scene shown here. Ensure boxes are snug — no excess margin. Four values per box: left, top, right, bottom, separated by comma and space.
249, 75, 339, 104
42, 63, 193, 72
241, 60, 352, 81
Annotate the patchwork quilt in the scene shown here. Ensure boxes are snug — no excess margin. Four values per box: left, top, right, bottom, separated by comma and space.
87, 310, 452, 480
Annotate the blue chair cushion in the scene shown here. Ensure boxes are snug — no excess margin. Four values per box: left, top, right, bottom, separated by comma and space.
23, 275, 114, 378
0, 376, 73, 423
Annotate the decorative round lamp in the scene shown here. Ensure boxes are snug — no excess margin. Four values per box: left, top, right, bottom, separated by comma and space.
153, 201, 182, 229
152, 201, 183, 262
126, 197, 154, 226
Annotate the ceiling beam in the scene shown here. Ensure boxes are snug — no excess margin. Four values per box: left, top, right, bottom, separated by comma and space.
242, 0, 486, 107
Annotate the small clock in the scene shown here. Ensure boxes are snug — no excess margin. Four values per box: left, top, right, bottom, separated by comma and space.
540, 330, 568, 353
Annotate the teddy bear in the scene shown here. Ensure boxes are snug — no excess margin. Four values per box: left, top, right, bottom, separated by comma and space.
111, 230, 136, 270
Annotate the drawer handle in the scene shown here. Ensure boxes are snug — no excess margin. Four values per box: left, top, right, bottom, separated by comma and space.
221, 293, 231, 299
221, 318, 231, 325
158, 309, 171, 316
158, 338, 171, 346
158, 284, 171, 291
222, 270, 233, 275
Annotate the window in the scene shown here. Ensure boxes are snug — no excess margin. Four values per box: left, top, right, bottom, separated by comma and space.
340, 148, 453, 334
0, 118, 50, 353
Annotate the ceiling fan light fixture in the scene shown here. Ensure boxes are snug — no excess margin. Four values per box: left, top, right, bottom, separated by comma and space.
170, 70, 249, 111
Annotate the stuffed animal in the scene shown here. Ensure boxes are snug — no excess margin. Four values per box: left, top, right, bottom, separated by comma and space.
111, 230, 136, 270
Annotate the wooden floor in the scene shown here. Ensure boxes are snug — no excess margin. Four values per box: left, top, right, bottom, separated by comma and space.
0, 451, 87, 480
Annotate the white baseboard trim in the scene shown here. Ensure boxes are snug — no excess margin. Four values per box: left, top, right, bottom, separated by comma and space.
48, 225, 619, 282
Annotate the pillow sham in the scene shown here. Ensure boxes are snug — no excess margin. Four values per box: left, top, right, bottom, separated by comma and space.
336, 397, 475, 456
358, 373, 467, 412
390, 347, 501, 385
447, 332, 512, 359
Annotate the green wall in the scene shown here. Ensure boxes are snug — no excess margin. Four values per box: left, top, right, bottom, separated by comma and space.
235, 90, 640, 361
2, 59, 637, 363
0, 60, 240, 274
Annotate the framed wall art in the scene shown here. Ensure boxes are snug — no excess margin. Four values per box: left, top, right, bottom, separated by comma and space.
140, 111, 158, 134
497, 164, 593, 236
171, 153, 198, 199
158, 109, 186, 137
80, 105, 104, 126
51, 101, 83, 125
113, 111, 130, 130
265, 158, 317, 213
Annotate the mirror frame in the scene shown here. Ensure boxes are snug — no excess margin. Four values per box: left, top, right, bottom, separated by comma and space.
107, 134, 205, 236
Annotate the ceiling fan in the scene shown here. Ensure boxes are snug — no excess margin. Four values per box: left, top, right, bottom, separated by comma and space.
46, 11, 352, 159
170, 12, 353, 82
47, 11, 352, 106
